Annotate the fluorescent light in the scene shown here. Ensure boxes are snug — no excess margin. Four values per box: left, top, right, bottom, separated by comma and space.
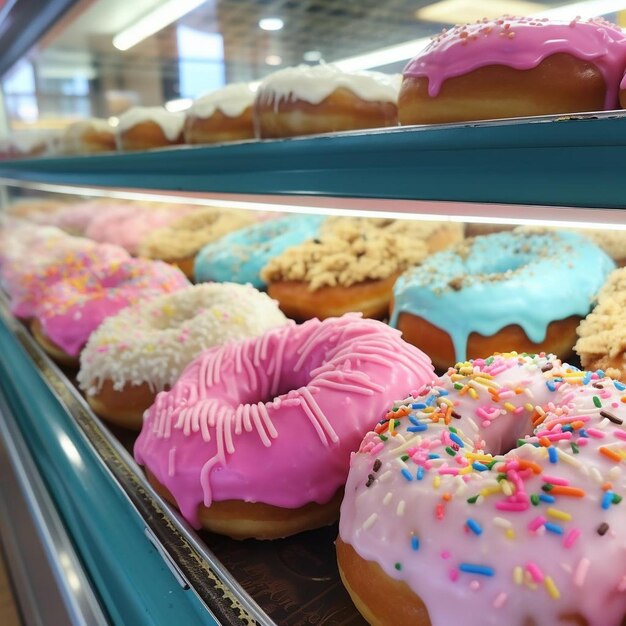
303, 50, 323, 62
165, 97, 192, 112
416, 0, 545, 24
259, 17, 284, 31
265, 54, 282, 66
113, 0, 207, 51
333, 0, 626, 71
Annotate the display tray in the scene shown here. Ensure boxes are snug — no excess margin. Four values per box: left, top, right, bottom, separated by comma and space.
2, 110, 626, 207
0, 298, 366, 626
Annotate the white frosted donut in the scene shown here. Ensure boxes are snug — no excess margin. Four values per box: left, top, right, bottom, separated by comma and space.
77, 282, 288, 428
338, 352, 626, 626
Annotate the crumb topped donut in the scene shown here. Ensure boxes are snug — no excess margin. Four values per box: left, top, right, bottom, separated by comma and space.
184, 83, 256, 144
400, 16, 626, 125
338, 353, 626, 626
254, 64, 400, 138
134, 314, 434, 539
137, 208, 255, 279
391, 230, 615, 370
77, 283, 288, 429
576, 267, 626, 382
262, 219, 463, 320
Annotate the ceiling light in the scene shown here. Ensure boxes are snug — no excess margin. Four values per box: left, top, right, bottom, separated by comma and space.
334, 0, 626, 71
259, 17, 284, 31
265, 54, 282, 66
303, 50, 323, 62
416, 0, 544, 24
113, 0, 207, 51
165, 97, 192, 112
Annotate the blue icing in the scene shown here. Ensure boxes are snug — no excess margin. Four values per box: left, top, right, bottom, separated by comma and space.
194, 215, 324, 288
389, 230, 615, 361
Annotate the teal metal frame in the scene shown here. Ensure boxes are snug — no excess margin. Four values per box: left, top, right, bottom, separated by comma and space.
1, 113, 626, 207
0, 311, 219, 625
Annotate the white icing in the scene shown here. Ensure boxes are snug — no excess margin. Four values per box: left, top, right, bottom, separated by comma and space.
256, 64, 401, 106
188, 83, 257, 119
117, 107, 185, 141
9, 130, 61, 154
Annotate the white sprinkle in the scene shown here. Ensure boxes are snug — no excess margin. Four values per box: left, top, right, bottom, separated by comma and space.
501, 481, 513, 496
493, 592, 508, 608
557, 447, 582, 468
493, 517, 512, 529
378, 470, 393, 482
467, 417, 479, 432
383, 492, 393, 505
609, 466, 622, 479
470, 580, 481, 591
396, 500, 406, 516
362, 513, 378, 530
590, 467, 604, 483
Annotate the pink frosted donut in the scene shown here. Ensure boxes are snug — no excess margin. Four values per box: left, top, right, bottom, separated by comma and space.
134, 313, 434, 539
7, 241, 129, 319
338, 353, 626, 626
32, 258, 188, 363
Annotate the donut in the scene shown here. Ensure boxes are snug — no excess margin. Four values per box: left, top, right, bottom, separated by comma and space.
576, 230, 626, 267
31, 258, 189, 366
77, 283, 289, 429
399, 16, 626, 125
391, 230, 615, 371
134, 313, 434, 539
184, 83, 256, 144
59, 119, 116, 155
261, 219, 463, 321
194, 214, 325, 288
137, 208, 255, 279
575, 267, 626, 382
338, 352, 626, 626
116, 107, 185, 152
254, 64, 400, 138
7, 241, 129, 320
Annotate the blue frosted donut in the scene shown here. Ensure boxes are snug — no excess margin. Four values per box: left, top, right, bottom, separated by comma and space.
194, 215, 324, 288
390, 230, 615, 368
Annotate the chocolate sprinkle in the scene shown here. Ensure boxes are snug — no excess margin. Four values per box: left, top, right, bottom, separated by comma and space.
593, 382, 605, 389
373, 459, 382, 472
541, 363, 554, 372
451, 410, 462, 419
597, 522, 609, 536
600, 410, 623, 425
365, 474, 375, 488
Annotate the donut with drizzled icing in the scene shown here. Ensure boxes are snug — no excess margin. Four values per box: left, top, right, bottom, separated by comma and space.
399, 16, 626, 125
338, 353, 626, 626
134, 313, 434, 539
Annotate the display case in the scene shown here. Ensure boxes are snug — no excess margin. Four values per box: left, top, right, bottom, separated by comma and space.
0, 117, 625, 625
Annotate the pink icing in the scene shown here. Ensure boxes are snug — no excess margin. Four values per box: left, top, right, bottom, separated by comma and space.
134, 313, 434, 528
404, 17, 626, 109
35, 258, 189, 356
339, 354, 626, 626
8, 242, 129, 319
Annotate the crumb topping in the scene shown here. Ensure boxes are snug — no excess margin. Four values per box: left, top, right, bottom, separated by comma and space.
575, 267, 626, 362
138, 208, 254, 260
260, 218, 457, 290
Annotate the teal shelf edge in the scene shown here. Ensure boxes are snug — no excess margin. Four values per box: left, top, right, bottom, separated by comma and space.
1, 114, 626, 208
0, 316, 217, 626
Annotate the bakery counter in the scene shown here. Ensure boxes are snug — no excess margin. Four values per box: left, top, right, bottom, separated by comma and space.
0, 293, 366, 626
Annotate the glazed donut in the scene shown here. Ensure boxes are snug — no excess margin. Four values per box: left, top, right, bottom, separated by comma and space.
116, 107, 185, 152
32, 258, 189, 366
59, 119, 116, 155
391, 230, 614, 371
261, 219, 463, 321
338, 352, 626, 626
8, 241, 129, 320
254, 64, 400, 138
575, 267, 626, 382
134, 314, 434, 539
194, 214, 324, 288
137, 208, 255, 279
77, 283, 288, 429
399, 17, 626, 125
184, 83, 256, 144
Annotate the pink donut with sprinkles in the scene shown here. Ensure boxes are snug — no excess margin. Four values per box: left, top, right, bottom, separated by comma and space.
134, 313, 434, 540
338, 353, 626, 626
31, 258, 188, 365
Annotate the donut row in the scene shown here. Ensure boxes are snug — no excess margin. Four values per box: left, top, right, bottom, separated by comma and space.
8, 15, 626, 160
